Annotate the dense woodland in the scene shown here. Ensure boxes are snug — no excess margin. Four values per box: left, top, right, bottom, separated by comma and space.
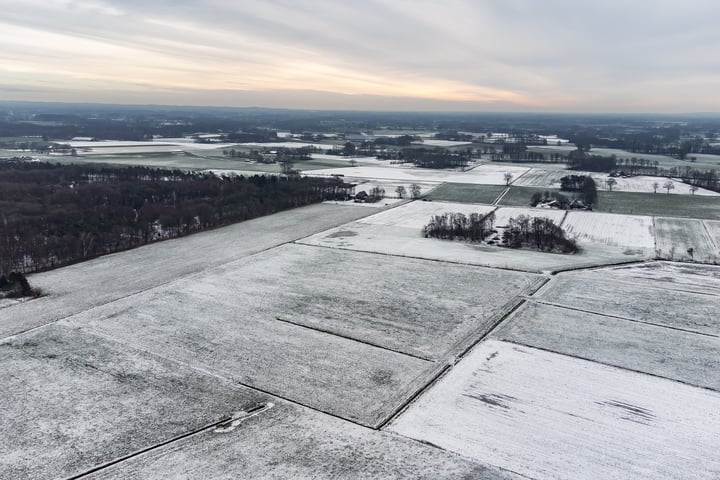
502, 215, 578, 253
422, 211, 576, 253
0, 162, 352, 275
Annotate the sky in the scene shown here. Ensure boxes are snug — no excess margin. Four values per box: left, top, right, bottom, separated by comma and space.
1, 0, 719, 112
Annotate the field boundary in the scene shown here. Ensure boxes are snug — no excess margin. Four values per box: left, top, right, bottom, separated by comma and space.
497, 338, 720, 394
274, 316, 433, 362
529, 298, 720, 339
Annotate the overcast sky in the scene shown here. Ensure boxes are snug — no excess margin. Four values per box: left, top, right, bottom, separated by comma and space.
1, 0, 718, 112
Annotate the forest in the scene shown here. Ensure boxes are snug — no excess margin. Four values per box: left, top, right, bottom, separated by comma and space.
0, 161, 352, 276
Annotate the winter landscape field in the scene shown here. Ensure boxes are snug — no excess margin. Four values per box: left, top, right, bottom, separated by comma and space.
3, 142, 720, 478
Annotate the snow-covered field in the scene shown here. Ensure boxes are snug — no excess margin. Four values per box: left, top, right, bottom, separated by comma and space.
491, 206, 566, 226
350, 180, 439, 199
357, 200, 495, 229
0, 204, 370, 339
537, 273, 720, 337
310, 153, 385, 165
301, 201, 648, 273
562, 211, 655, 249
308, 164, 530, 185
66, 139, 238, 152
495, 301, 720, 391
389, 339, 720, 480
600, 175, 719, 195
513, 168, 720, 196
655, 217, 718, 262
511, 168, 596, 188
61, 243, 539, 425
414, 139, 473, 147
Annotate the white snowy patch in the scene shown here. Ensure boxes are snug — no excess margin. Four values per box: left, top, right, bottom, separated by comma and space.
562, 211, 655, 249
389, 339, 720, 480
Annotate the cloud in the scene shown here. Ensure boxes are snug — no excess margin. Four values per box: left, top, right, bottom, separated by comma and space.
0, 0, 718, 112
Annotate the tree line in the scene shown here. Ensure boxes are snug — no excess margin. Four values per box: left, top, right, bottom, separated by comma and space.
0, 161, 352, 276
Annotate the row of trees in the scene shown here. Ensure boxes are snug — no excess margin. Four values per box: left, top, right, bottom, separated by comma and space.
399, 148, 470, 169
423, 211, 497, 242
0, 162, 352, 276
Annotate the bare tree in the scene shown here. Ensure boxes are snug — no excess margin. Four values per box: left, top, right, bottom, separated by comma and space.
652, 181, 659, 194
503, 172, 514, 186
410, 183, 422, 199
395, 185, 407, 199
690, 184, 699, 195
663, 180, 675, 194
605, 178, 617, 192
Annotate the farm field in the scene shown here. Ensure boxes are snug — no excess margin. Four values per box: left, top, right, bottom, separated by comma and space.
0, 324, 269, 480
0, 203, 370, 339
61, 243, 541, 426
424, 183, 507, 203
511, 167, 596, 188
389, 339, 720, 480
593, 190, 720, 219
655, 217, 718, 262
491, 206, 566, 226
301, 201, 648, 272
562, 211, 655, 250
497, 185, 562, 206
494, 301, 720, 391
86, 401, 517, 480
308, 164, 530, 185
704, 220, 720, 250
585, 261, 720, 294
357, 200, 495, 229
537, 274, 720, 337
600, 175, 718, 195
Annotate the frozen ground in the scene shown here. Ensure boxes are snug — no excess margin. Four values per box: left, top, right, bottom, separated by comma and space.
308, 164, 530, 185
0, 325, 269, 479
494, 301, 720, 391
562, 211, 655, 249
389, 339, 720, 480
536, 273, 720, 337
654, 217, 719, 262
0, 203, 370, 339
86, 401, 518, 480
301, 201, 649, 273
62, 243, 541, 425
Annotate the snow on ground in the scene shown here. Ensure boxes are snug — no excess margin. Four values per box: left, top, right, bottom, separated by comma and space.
310, 153, 386, 165
537, 273, 720, 337
414, 139, 473, 147
0, 204, 370, 339
588, 261, 720, 295
86, 401, 513, 480
357, 200, 495, 229
301, 202, 648, 273
236, 142, 333, 150
511, 168, 596, 188
562, 211, 655, 249
389, 339, 720, 480
492, 206, 566, 226
600, 175, 720, 196
65, 139, 239, 152
350, 180, 439, 199
494, 301, 720, 392
308, 164, 530, 185
655, 217, 719, 262
513, 168, 720, 196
